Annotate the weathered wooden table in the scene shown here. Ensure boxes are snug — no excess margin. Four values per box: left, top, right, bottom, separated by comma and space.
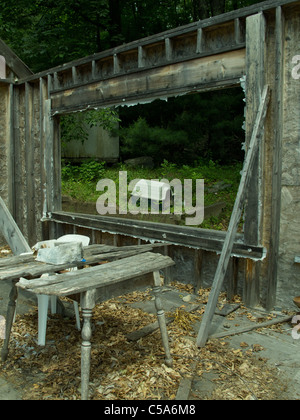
0, 244, 175, 399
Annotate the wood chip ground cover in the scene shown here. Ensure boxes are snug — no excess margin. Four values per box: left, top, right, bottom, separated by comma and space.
0, 284, 289, 400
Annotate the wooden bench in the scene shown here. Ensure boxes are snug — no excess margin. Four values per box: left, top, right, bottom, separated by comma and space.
16, 251, 175, 400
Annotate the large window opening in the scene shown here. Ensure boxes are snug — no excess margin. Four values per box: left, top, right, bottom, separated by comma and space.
60, 87, 245, 232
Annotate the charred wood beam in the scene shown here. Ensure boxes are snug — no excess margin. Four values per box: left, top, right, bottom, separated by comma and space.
47, 211, 266, 260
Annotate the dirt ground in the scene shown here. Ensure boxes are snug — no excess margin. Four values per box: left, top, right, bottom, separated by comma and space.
1, 264, 299, 401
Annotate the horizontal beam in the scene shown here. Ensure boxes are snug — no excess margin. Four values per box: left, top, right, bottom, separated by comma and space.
51, 49, 245, 113
48, 211, 266, 260
51, 77, 242, 114
50, 45, 245, 96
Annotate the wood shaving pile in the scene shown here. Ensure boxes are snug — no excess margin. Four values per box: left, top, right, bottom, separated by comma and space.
0, 285, 287, 400
191, 339, 287, 400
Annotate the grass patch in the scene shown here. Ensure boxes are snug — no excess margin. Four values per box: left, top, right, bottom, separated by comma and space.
61, 159, 242, 231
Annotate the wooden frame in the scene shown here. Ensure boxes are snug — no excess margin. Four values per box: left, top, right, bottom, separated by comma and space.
0, 0, 300, 309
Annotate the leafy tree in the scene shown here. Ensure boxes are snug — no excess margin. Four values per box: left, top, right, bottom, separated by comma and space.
119, 88, 245, 165
60, 108, 120, 148
120, 116, 189, 165
0, 0, 113, 72
0, 0, 266, 72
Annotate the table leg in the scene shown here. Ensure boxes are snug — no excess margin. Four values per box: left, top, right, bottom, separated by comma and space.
80, 290, 96, 400
1, 281, 18, 362
152, 271, 173, 367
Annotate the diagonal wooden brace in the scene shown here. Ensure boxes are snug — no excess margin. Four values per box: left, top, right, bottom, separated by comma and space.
196, 85, 270, 348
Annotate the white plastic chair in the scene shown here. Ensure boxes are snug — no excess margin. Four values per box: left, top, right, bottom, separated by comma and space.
37, 234, 90, 346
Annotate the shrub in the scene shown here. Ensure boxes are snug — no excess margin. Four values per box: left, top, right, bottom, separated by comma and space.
62, 160, 106, 183
120, 117, 188, 165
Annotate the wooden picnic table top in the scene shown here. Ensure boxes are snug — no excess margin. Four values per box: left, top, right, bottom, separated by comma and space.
16, 251, 175, 297
0, 243, 170, 284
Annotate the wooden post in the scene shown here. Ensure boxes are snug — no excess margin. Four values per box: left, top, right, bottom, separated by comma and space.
43, 98, 54, 238
72, 66, 79, 84
7, 83, 15, 220
163, 245, 174, 285
113, 234, 121, 247
53, 115, 62, 214
196, 28, 204, 54
113, 54, 120, 74
40, 77, 49, 240
244, 12, 266, 246
1, 281, 18, 362
138, 46, 146, 68
226, 257, 239, 300
80, 289, 96, 400
265, 6, 284, 310
43, 95, 62, 239
243, 259, 260, 305
194, 249, 203, 293
91, 60, 97, 79
234, 18, 244, 45
153, 270, 173, 367
196, 85, 270, 348
25, 82, 37, 244
243, 12, 266, 307
165, 38, 173, 61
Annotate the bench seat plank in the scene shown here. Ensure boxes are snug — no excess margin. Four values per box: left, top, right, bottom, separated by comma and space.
0, 244, 166, 282
17, 252, 175, 296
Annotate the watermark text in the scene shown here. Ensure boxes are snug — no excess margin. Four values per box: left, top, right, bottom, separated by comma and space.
96, 171, 204, 226
292, 55, 300, 80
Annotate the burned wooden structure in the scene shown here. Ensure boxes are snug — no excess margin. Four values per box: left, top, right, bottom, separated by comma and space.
0, 0, 299, 310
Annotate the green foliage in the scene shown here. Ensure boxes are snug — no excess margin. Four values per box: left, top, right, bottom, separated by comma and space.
61, 160, 106, 204
120, 117, 188, 166
119, 89, 245, 165
60, 114, 87, 147
62, 160, 106, 183
0, 0, 113, 72
0, 0, 265, 73
79, 161, 106, 183
161, 160, 178, 178
84, 109, 120, 131
62, 159, 242, 230
61, 161, 79, 181
60, 108, 120, 147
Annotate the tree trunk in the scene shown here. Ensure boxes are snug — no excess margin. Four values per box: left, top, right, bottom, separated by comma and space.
193, 0, 226, 20
209, 0, 226, 16
109, 0, 122, 47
